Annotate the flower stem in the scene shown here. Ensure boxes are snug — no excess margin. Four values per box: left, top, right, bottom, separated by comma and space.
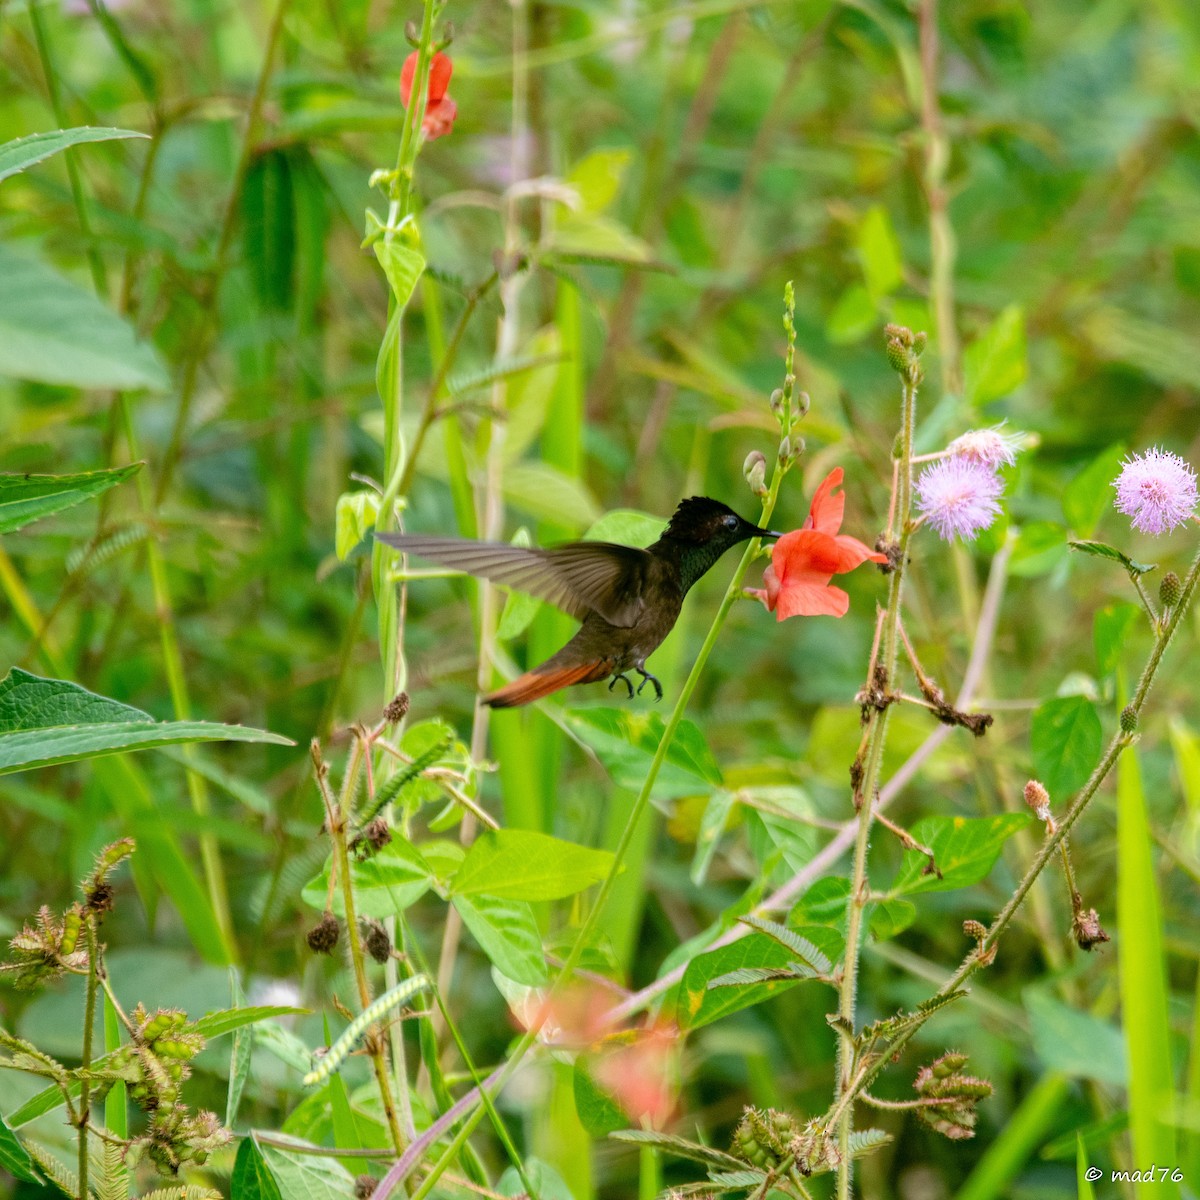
77, 918, 100, 1200
836, 368, 917, 1198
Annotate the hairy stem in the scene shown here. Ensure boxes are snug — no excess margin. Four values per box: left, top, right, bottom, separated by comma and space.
76, 919, 100, 1200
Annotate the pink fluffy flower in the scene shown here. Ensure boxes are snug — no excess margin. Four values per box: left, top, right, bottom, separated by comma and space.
949, 425, 1022, 469
1113, 448, 1198, 535
915, 458, 1004, 541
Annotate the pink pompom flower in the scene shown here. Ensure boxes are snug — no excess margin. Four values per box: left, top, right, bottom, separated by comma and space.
915, 458, 1004, 542
1112, 448, 1198, 535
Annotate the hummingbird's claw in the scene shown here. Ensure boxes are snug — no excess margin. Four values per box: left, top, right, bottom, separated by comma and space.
635, 668, 663, 702
609, 673, 635, 699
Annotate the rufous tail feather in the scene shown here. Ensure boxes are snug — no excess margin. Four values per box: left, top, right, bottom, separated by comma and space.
484, 660, 610, 708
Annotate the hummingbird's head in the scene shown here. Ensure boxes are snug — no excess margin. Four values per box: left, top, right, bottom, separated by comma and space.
663, 497, 782, 552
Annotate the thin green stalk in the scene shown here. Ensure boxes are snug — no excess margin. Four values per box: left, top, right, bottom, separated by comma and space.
76, 919, 100, 1200
27, 0, 108, 297
836, 365, 917, 1199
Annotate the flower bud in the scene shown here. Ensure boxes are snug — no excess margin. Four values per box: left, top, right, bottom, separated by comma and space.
769, 388, 784, 414
1119, 704, 1138, 734
795, 391, 810, 419
743, 450, 768, 497
384, 692, 410, 724
884, 323, 913, 347
1023, 780, 1050, 820
361, 917, 392, 964
777, 436, 791, 465
1072, 907, 1110, 951
912, 330, 928, 356
885, 337, 909, 374
962, 919, 986, 942
1160, 571, 1181, 608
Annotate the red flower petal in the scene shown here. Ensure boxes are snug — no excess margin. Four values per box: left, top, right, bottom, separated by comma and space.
400, 51, 454, 109
830, 533, 889, 571
422, 96, 457, 139
804, 467, 846, 535
775, 580, 849, 619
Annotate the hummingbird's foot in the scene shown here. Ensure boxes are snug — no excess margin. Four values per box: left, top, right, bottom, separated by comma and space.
635, 668, 663, 702
608, 673, 635, 699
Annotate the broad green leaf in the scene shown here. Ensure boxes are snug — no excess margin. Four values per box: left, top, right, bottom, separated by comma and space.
565, 707, 722, 800
0, 245, 169, 390
1063, 445, 1126, 537
583, 508, 664, 547
566, 148, 631, 213
549, 210, 652, 263
373, 241, 425, 311
452, 894, 547, 985
0, 465, 141, 534
1094, 603, 1141, 678
497, 1158, 575, 1200
0, 1113, 39, 1183
0, 669, 293, 775
1068, 539, 1155, 576
503, 461, 601, 528
260, 1141, 358, 1200
573, 1061, 627, 1136
791, 876, 852, 925
891, 813, 1030, 896
231, 1133, 283, 1200
450, 829, 614, 900
1009, 522, 1067, 578
0, 126, 148, 183
496, 587, 542, 641
691, 788, 737, 885
868, 897, 917, 941
963, 304, 1026, 405
1023, 988, 1126, 1085
857, 205, 903, 301
1030, 695, 1102, 799
680, 930, 835, 1030
1118, 742, 1180, 1197
302, 839, 433, 917
334, 490, 379, 560
226, 970, 252, 1128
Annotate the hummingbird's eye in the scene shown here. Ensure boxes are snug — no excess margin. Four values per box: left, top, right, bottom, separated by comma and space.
723, 514, 738, 529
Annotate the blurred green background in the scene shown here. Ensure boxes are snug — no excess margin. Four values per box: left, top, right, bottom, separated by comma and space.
2, 0, 1200, 1196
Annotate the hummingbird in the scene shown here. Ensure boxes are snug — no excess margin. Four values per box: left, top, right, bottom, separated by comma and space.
376, 498, 781, 707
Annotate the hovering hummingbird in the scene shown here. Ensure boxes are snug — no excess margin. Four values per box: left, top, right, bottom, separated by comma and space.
376, 498, 781, 707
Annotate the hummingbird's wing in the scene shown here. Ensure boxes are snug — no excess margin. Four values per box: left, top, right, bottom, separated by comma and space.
376, 533, 652, 628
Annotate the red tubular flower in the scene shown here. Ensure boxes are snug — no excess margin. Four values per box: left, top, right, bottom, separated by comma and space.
751, 467, 887, 619
400, 51, 457, 140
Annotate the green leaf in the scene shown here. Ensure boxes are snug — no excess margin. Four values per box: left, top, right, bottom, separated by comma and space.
681, 932, 812, 1030
502, 328, 563, 464
857, 205, 903, 301
1063, 445, 1126, 538
0, 1113, 39, 1183
497, 1159, 575, 1200
691, 788, 737, 885
503, 461, 601, 528
791, 876, 852, 925
1023, 988, 1126, 1085
963, 304, 1026, 405
0, 127, 148, 183
451, 829, 614, 900
1068, 539, 1156, 576
549, 211, 652, 263
0, 465, 141, 534
583, 508, 664, 547
607, 1129, 742, 1171
0, 245, 169, 390
825, 283, 876, 345
452, 894, 547, 985
737, 915, 833, 974
496, 587, 542, 641
891, 813, 1030, 895
334, 490, 379, 560
373, 241, 425, 312
565, 707, 721, 800
1094, 603, 1141, 678
259, 1141, 358, 1200
1077, 1134, 1097, 1200
302, 839, 433, 917
0, 669, 293, 775
868, 898, 917, 941
231, 1133, 283, 1200
1030, 695, 1103, 799
225, 970, 252, 1128
566, 148, 631, 214
574, 1061, 627, 1136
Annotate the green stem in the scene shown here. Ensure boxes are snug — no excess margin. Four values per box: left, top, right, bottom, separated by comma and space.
836, 368, 917, 1199
77, 919, 100, 1200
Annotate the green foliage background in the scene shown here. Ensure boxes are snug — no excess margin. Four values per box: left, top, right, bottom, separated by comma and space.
2, 0, 1200, 1197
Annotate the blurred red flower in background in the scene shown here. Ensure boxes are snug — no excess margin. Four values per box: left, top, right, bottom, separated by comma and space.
750, 467, 886, 619
400, 51, 457, 139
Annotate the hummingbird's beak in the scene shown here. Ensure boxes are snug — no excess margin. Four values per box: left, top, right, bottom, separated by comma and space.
756, 527, 784, 540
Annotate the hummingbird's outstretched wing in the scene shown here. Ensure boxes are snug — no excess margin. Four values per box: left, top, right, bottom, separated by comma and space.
375, 533, 653, 628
